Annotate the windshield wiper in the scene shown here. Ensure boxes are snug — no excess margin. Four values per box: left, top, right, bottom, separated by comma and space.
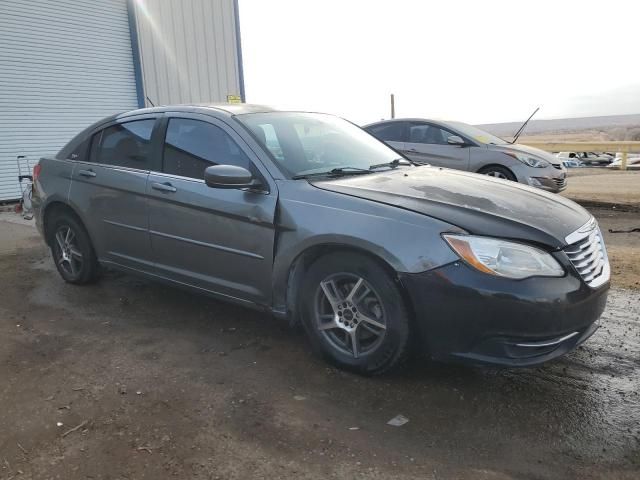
292, 166, 372, 180
369, 158, 402, 170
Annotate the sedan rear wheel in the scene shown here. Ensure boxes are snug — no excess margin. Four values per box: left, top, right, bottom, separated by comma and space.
54, 225, 84, 278
50, 213, 99, 284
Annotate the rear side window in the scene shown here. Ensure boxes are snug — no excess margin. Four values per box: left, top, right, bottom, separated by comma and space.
58, 137, 90, 161
367, 123, 406, 142
90, 120, 155, 169
163, 118, 252, 180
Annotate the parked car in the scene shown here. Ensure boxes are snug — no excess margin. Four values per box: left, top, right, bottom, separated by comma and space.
557, 151, 613, 166
364, 119, 567, 192
32, 105, 609, 374
607, 156, 640, 170
561, 160, 584, 168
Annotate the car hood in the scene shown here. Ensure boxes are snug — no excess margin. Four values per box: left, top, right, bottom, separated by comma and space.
490, 143, 561, 165
311, 167, 590, 248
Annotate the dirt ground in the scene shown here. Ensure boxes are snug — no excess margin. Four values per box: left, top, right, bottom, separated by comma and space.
562, 169, 640, 206
0, 209, 639, 480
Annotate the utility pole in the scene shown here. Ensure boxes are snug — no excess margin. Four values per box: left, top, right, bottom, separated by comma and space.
390, 94, 395, 119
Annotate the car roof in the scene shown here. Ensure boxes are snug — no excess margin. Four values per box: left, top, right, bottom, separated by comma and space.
364, 118, 455, 128
115, 103, 279, 119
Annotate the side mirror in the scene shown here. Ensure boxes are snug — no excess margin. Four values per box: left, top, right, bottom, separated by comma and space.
204, 165, 261, 189
447, 135, 466, 146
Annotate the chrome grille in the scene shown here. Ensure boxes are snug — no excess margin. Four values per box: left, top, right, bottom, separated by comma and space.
564, 219, 609, 288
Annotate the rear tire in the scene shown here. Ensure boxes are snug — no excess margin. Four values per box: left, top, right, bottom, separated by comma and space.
478, 165, 517, 181
299, 252, 411, 375
49, 213, 99, 284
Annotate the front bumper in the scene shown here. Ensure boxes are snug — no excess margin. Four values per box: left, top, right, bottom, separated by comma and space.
512, 163, 567, 192
527, 174, 567, 192
399, 260, 609, 367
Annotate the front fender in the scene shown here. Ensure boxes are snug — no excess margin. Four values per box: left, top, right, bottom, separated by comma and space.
270, 182, 462, 311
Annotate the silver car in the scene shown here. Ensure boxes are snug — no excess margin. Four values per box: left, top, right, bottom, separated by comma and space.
365, 119, 567, 192
32, 105, 608, 375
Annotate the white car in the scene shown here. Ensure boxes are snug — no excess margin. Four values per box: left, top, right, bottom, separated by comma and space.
561, 160, 584, 168
556, 152, 613, 166
607, 156, 640, 169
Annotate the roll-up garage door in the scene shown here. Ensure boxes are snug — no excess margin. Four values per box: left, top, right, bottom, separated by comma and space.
0, 0, 139, 201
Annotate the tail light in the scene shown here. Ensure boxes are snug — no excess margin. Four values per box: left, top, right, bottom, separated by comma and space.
33, 163, 42, 183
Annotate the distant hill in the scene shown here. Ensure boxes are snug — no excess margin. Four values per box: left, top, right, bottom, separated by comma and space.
478, 113, 640, 137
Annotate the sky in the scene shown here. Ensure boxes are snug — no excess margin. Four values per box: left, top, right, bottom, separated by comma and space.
238, 0, 640, 125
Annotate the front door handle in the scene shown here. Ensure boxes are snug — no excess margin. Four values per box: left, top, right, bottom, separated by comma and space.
151, 182, 177, 193
78, 169, 96, 178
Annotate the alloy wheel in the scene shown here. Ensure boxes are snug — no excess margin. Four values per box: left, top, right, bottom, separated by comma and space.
54, 225, 84, 277
485, 170, 508, 179
314, 273, 387, 358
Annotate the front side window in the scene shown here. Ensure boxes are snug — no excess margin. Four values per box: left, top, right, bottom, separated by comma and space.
408, 124, 452, 145
236, 112, 404, 178
90, 120, 155, 169
163, 118, 252, 180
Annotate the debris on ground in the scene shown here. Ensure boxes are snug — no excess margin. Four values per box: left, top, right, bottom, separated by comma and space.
609, 227, 640, 233
62, 420, 88, 438
387, 415, 409, 427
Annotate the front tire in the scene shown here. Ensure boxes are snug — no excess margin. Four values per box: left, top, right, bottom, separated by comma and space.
478, 165, 517, 181
49, 213, 99, 284
299, 252, 411, 375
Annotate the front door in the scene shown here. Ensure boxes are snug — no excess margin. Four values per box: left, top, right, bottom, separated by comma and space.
403, 122, 470, 170
147, 114, 277, 306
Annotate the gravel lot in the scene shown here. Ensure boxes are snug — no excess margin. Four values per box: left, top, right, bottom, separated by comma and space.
562, 169, 640, 206
0, 209, 639, 480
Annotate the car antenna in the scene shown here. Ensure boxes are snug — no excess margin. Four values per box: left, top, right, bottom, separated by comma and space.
511, 107, 540, 144
146, 96, 156, 107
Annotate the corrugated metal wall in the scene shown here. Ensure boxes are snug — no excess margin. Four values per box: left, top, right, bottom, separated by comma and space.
133, 0, 243, 106
0, 0, 139, 201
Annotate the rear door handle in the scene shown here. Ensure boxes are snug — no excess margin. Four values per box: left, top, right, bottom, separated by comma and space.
151, 182, 177, 193
78, 169, 96, 178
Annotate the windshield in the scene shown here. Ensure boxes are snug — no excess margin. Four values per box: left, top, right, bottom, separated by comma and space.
446, 121, 508, 145
235, 112, 406, 178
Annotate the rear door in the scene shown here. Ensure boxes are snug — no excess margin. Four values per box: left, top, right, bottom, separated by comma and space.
404, 122, 470, 170
366, 122, 408, 153
147, 113, 277, 305
69, 116, 159, 271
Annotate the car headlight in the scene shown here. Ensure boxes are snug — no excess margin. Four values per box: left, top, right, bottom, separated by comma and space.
443, 234, 564, 279
504, 151, 549, 168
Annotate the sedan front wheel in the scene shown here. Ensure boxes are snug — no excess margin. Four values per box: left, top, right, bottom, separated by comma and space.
478, 165, 517, 181
300, 252, 411, 375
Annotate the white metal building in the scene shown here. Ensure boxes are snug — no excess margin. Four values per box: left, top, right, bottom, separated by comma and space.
0, 0, 244, 201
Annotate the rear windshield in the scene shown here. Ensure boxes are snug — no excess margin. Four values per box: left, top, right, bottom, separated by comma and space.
446, 122, 508, 145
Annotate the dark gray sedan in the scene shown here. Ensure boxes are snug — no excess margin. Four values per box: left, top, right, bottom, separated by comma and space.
32, 105, 609, 374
